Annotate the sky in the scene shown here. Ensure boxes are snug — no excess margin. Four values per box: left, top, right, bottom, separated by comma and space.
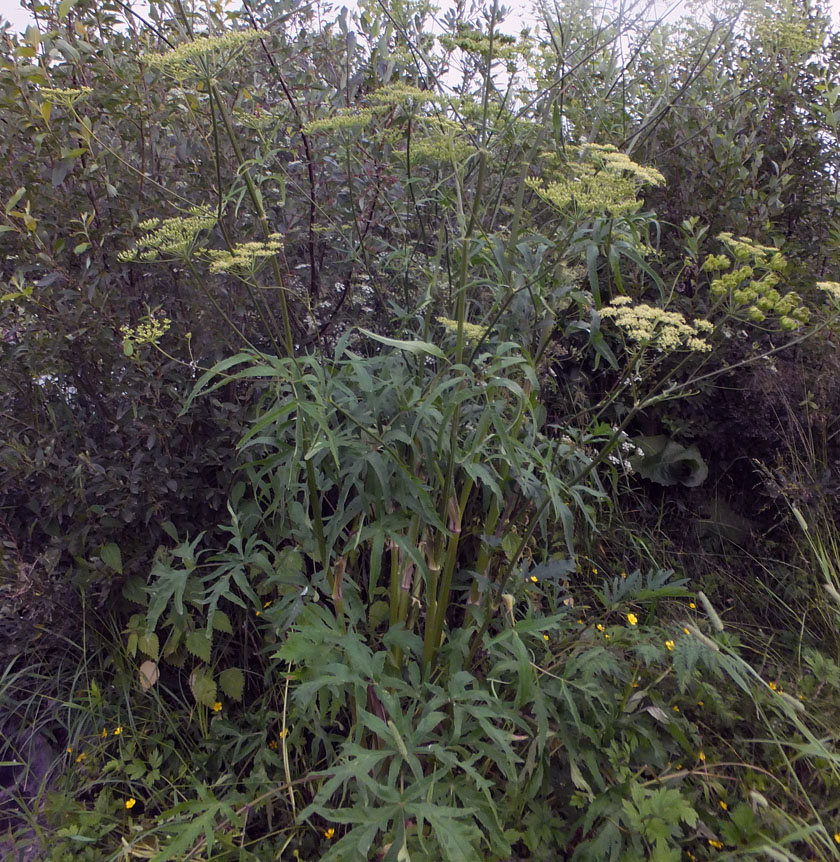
2, 0, 840, 36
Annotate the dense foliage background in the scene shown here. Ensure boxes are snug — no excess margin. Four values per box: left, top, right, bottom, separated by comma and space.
3, 0, 840, 859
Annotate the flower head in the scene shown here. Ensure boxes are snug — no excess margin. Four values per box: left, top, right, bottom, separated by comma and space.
125, 798, 136, 810
212, 701, 222, 713
665, 640, 675, 651
324, 827, 336, 840
626, 613, 638, 626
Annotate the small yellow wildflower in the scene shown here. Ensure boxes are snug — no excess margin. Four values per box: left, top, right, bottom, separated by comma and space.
697, 701, 704, 707
268, 740, 278, 750
592, 567, 598, 574
530, 575, 538, 583
324, 827, 335, 840
604, 633, 611, 640
665, 640, 675, 651
66, 747, 72, 754
672, 705, 680, 712
698, 751, 706, 762
101, 728, 108, 739
596, 624, 605, 632
279, 727, 289, 738
683, 627, 691, 636
834, 832, 840, 845
719, 800, 728, 811
577, 619, 584, 624
768, 681, 778, 691
620, 571, 627, 579
543, 634, 550, 641
708, 839, 723, 849
212, 701, 222, 712
627, 613, 638, 626
75, 752, 86, 763
125, 798, 136, 810
689, 602, 696, 609
113, 727, 122, 736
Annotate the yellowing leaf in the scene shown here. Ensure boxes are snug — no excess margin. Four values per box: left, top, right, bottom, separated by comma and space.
189, 667, 217, 707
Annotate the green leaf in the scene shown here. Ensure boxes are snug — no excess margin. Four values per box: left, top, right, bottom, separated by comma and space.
357, 327, 446, 359
185, 631, 212, 662
218, 667, 245, 702
5, 187, 26, 214
137, 632, 159, 661
211, 610, 232, 634
58, 0, 77, 19
100, 543, 123, 573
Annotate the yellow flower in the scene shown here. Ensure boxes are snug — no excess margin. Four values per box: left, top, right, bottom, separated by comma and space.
279, 727, 289, 738
768, 681, 777, 691
698, 751, 706, 762
672, 705, 680, 712
324, 827, 335, 840
834, 832, 840, 844
530, 575, 538, 583
596, 624, 605, 632
577, 619, 584, 624
543, 634, 550, 641
665, 640, 675, 651
604, 633, 611, 640
268, 740, 278, 750
212, 701, 222, 712
101, 728, 108, 739
592, 567, 598, 574
627, 613, 638, 626
66, 747, 72, 754
719, 800, 728, 810
125, 798, 136, 810
697, 701, 704, 707
620, 571, 627, 579
689, 602, 696, 609
75, 752, 86, 763
708, 839, 723, 849
113, 726, 122, 736
683, 627, 691, 636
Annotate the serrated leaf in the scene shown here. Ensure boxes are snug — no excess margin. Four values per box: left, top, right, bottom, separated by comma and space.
185, 630, 212, 662
139, 661, 159, 692
137, 632, 159, 660
190, 667, 217, 707
218, 667, 244, 702
211, 610, 232, 633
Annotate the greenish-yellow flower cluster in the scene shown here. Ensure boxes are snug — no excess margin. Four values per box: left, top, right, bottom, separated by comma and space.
707, 235, 808, 329
407, 116, 475, 166
118, 207, 216, 262
526, 144, 664, 217
120, 311, 171, 352
143, 30, 266, 75
369, 83, 438, 107
39, 86, 92, 106
600, 296, 712, 352
206, 235, 283, 274
302, 109, 375, 134
436, 316, 491, 344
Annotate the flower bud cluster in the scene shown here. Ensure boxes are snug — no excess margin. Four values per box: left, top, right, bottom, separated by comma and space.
705, 234, 808, 330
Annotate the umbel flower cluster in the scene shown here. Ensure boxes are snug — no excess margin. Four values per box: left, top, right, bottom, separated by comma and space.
600, 296, 713, 352
118, 208, 216, 263
143, 30, 266, 76
706, 233, 809, 330
120, 311, 171, 349
206, 236, 283, 274
436, 316, 491, 344
526, 144, 665, 216
38, 86, 92, 106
